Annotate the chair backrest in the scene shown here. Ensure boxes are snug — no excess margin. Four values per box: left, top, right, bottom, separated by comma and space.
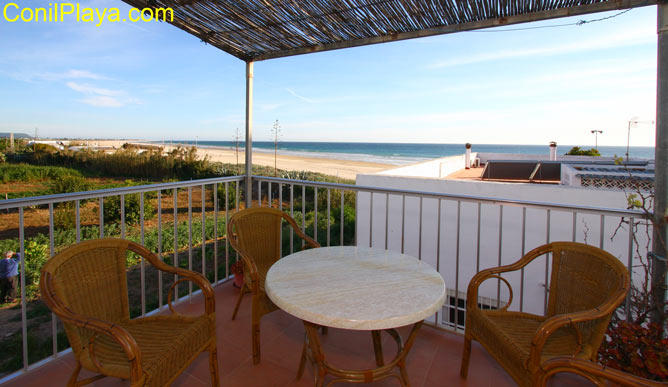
546, 242, 630, 354
41, 238, 132, 356
227, 208, 286, 288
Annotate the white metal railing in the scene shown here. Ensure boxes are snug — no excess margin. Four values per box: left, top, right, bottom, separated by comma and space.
0, 175, 244, 383
0, 174, 651, 383
254, 175, 651, 332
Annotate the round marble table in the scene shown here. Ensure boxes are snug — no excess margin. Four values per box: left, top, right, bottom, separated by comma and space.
265, 246, 446, 386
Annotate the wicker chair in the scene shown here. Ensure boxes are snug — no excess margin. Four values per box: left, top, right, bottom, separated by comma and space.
460, 242, 630, 387
40, 238, 219, 387
538, 356, 668, 387
228, 207, 320, 364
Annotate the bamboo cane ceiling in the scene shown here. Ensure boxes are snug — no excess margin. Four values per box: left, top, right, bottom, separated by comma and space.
120, 0, 656, 61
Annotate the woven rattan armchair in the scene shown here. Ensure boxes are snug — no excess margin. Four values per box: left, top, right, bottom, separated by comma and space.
40, 238, 219, 387
460, 242, 630, 387
228, 207, 320, 364
539, 356, 668, 386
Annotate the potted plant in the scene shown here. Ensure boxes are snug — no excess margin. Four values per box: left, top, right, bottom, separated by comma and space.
231, 260, 244, 289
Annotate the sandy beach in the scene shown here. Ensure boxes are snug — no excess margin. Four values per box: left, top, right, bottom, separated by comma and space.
92, 140, 392, 180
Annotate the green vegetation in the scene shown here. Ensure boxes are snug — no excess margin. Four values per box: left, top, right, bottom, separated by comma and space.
0, 164, 82, 183
565, 146, 601, 156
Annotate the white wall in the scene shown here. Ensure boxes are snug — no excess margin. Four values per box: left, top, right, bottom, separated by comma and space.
355, 174, 648, 318
377, 153, 476, 178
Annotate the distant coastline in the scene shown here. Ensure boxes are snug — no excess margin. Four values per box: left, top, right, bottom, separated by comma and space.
149, 140, 655, 165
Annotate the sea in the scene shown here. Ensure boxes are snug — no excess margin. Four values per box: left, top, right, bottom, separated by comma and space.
155, 141, 655, 166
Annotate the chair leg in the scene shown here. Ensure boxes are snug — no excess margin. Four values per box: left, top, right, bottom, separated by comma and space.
251, 296, 261, 364
460, 333, 472, 378
231, 283, 246, 320
67, 361, 82, 387
209, 342, 220, 386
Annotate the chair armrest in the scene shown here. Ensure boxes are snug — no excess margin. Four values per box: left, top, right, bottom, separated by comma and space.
539, 357, 665, 387
41, 273, 143, 380
127, 242, 216, 316
466, 244, 554, 310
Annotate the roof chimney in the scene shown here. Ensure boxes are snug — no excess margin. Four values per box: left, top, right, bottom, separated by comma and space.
549, 141, 557, 161
465, 143, 472, 169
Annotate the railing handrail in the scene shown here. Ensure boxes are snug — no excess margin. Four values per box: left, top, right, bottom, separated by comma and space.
0, 175, 244, 209
254, 175, 649, 219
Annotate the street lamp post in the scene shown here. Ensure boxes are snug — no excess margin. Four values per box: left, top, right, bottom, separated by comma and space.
591, 130, 602, 150
626, 119, 654, 161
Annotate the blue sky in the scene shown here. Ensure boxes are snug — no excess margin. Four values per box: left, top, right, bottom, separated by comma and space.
0, 1, 659, 146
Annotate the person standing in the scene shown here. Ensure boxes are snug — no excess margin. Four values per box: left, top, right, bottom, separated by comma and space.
1, 251, 20, 303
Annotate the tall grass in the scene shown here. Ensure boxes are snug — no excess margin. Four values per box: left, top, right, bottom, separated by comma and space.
0, 164, 82, 183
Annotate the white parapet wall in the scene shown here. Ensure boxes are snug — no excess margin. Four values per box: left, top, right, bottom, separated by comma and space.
377, 153, 477, 178
355, 173, 647, 318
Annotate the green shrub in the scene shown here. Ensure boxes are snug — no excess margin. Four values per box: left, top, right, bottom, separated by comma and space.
0, 152, 5, 163
566, 146, 601, 156
102, 194, 155, 225
0, 164, 81, 183
49, 175, 91, 194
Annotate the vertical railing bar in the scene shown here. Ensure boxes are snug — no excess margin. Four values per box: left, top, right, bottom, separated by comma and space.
327, 188, 331, 247
173, 188, 179, 301
302, 185, 306, 249
213, 184, 218, 283
520, 207, 527, 312
384, 193, 389, 250
157, 189, 163, 308
369, 192, 373, 248
290, 184, 294, 253
188, 187, 193, 297
544, 209, 551, 315
235, 180, 240, 211
572, 212, 577, 242
49, 204, 57, 356
140, 193, 146, 316
99, 197, 104, 238
314, 187, 318, 243
476, 202, 481, 272
279, 183, 283, 256
257, 180, 261, 207
435, 199, 442, 327
19, 208, 27, 370
340, 190, 344, 246
121, 194, 126, 239
201, 185, 206, 279
75, 200, 81, 243
497, 205, 504, 308
600, 214, 605, 249
225, 182, 230, 278
418, 197, 423, 260
401, 195, 406, 254
455, 201, 461, 331
235, 181, 239, 264
626, 217, 634, 322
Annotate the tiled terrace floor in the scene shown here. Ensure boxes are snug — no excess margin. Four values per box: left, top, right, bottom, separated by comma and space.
5, 282, 587, 386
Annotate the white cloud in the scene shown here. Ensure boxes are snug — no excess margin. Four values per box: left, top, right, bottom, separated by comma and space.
8, 69, 109, 83
286, 88, 318, 103
66, 81, 140, 108
426, 28, 655, 69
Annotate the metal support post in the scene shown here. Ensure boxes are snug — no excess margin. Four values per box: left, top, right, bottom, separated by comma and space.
652, 2, 668, 326
245, 61, 254, 209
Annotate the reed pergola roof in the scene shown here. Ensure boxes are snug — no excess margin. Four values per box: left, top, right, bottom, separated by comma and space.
120, 0, 656, 62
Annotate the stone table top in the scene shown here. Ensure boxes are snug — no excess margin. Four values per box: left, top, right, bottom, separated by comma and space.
265, 246, 446, 330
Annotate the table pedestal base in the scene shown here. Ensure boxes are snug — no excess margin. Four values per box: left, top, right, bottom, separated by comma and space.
298, 320, 423, 387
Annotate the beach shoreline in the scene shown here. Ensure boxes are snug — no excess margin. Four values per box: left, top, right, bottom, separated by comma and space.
92, 140, 393, 180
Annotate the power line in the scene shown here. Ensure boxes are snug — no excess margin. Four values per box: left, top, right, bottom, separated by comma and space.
469, 8, 632, 33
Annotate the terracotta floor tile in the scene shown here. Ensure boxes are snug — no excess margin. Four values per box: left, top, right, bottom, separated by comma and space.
3, 281, 565, 387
